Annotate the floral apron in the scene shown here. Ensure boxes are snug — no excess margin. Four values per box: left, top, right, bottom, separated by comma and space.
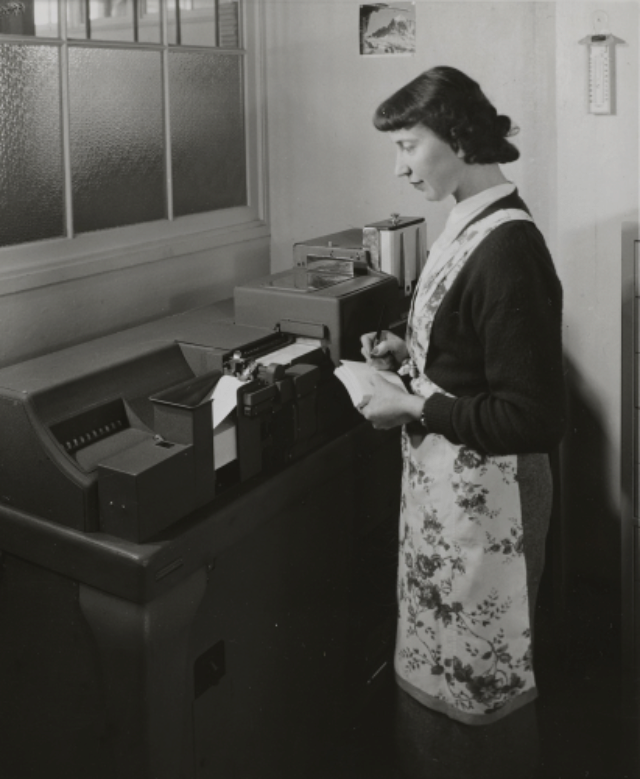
395, 208, 539, 725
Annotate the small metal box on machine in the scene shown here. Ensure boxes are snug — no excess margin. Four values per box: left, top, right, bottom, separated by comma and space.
363, 214, 427, 295
234, 218, 426, 362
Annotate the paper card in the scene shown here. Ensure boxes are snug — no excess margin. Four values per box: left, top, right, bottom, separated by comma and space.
211, 375, 244, 429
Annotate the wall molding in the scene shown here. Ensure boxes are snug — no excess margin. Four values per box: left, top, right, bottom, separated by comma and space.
0, 216, 270, 297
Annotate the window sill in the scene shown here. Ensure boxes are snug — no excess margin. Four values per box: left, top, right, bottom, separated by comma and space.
0, 206, 269, 297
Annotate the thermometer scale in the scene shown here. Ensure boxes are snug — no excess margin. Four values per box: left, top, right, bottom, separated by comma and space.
588, 36, 613, 114
579, 12, 624, 116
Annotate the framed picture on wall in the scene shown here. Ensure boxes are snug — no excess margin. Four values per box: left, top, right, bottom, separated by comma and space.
359, 3, 415, 56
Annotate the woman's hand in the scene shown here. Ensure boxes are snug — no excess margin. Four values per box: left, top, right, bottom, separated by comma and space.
359, 373, 425, 430
360, 330, 408, 371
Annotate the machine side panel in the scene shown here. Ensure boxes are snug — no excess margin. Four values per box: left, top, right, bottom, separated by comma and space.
0, 554, 113, 778
0, 397, 88, 530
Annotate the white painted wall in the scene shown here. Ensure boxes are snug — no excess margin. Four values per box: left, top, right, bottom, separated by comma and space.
554, 1, 639, 588
264, 0, 558, 269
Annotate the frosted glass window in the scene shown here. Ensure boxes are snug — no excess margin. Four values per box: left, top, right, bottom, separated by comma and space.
69, 47, 166, 234
0, 1, 251, 251
169, 51, 246, 217
0, 45, 64, 247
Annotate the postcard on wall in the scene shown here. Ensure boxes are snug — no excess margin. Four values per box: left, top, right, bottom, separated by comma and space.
360, 3, 416, 56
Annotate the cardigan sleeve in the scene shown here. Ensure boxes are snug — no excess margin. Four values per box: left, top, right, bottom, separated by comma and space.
422, 224, 566, 455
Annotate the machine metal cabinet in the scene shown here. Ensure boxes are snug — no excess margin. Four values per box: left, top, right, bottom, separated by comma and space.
0, 296, 402, 779
0, 422, 401, 779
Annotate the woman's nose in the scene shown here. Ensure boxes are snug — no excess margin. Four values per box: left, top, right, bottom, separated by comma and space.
395, 156, 410, 178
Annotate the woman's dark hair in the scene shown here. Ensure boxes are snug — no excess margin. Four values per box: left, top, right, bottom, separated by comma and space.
373, 66, 520, 165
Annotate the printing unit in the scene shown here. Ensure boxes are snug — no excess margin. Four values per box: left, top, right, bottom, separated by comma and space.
235, 218, 427, 351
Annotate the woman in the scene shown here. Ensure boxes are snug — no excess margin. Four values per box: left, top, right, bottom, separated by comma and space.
359, 67, 565, 776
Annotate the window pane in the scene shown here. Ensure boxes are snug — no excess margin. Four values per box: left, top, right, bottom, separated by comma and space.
91, 0, 136, 43
137, 0, 162, 44
219, 0, 240, 48
0, 0, 58, 38
68, 47, 166, 234
0, 44, 64, 247
169, 0, 240, 48
35, 0, 60, 37
66, 0, 88, 39
67, 0, 160, 43
0, 0, 32, 36
179, 1, 217, 48
169, 51, 246, 217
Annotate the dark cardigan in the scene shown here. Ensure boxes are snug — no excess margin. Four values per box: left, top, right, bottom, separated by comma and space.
420, 191, 566, 455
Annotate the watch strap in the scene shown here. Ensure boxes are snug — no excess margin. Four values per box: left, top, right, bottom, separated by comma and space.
419, 398, 429, 430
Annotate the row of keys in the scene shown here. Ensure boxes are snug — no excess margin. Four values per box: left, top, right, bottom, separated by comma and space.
64, 418, 125, 452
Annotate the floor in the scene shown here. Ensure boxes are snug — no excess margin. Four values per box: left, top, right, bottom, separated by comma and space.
320, 578, 635, 779
320, 663, 629, 779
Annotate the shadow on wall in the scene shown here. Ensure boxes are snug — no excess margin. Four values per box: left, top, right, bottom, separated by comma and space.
538, 351, 633, 779
560, 353, 621, 666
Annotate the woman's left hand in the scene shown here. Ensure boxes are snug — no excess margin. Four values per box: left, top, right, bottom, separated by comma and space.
359, 373, 425, 430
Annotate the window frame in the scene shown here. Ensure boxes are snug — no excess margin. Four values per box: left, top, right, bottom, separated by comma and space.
0, 0, 268, 297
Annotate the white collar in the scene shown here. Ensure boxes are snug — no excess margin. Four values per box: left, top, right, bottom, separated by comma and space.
433, 182, 517, 252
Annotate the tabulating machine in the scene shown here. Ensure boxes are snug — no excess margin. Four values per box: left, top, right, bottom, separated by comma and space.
0, 216, 424, 779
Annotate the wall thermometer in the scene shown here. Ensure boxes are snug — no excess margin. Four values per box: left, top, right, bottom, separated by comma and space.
579, 12, 623, 116
588, 35, 614, 114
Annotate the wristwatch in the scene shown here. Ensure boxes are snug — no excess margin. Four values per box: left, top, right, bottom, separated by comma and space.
419, 399, 430, 431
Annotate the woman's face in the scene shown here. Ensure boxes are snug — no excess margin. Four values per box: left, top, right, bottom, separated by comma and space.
389, 123, 466, 202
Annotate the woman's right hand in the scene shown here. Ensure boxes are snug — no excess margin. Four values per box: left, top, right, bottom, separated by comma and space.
360, 330, 408, 371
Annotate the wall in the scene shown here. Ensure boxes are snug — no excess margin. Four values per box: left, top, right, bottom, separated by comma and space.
554, 1, 639, 663
264, 0, 557, 269
0, 235, 269, 367
264, 0, 639, 662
